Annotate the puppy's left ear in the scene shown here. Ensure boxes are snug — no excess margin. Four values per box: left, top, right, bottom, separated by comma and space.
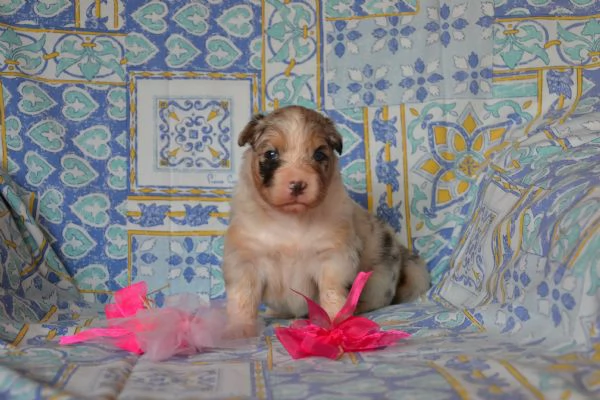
323, 117, 343, 155
238, 113, 265, 148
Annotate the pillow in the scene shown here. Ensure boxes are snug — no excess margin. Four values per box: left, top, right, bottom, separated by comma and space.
432, 114, 600, 346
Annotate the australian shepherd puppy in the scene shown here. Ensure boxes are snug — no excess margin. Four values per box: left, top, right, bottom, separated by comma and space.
223, 105, 430, 337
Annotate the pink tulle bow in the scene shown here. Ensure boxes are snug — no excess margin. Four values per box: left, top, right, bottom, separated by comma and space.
59, 282, 226, 361
274, 272, 411, 360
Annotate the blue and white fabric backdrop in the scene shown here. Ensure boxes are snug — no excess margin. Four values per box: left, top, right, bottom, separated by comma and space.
0, 0, 598, 336
0, 0, 494, 306
1, 2, 600, 399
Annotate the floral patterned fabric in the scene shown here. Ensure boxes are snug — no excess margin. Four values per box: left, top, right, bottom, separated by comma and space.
324, 0, 494, 108
1, 0, 600, 399
434, 118, 600, 347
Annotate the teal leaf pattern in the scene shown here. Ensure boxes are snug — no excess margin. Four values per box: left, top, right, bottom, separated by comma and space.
73, 264, 109, 290
107, 88, 126, 120
24, 151, 54, 187
105, 225, 127, 259
125, 33, 158, 66
55, 36, 125, 81
61, 87, 99, 121
39, 188, 64, 224
34, 0, 69, 17
71, 193, 110, 228
206, 36, 241, 69
60, 155, 99, 187
61, 223, 96, 259
5, 116, 22, 151
0, 29, 46, 74
165, 34, 200, 68
73, 126, 111, 160
27, 120, 65, 152
107, 156, 127, 190
0, 0, 25, 15
132, 1, 168, 34
216, 5, 254, 38
17, 82, 56, 115
172, 3, 209, 36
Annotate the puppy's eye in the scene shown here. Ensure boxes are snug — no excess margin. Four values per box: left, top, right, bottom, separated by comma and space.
313, 149, 328, 162
264, 150, 278, 160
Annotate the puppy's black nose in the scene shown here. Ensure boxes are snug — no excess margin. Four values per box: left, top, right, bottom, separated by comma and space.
289, 180, 307, 196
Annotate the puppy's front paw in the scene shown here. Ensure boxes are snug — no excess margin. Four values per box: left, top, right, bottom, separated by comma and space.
224, 321, 259, 339
321, 289, 347, 320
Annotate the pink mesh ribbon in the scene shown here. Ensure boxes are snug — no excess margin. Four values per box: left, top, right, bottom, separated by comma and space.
59, 282, 227, 361
275, 272, 411, 360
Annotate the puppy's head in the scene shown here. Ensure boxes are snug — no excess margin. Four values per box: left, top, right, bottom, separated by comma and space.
238, 106, 343, 213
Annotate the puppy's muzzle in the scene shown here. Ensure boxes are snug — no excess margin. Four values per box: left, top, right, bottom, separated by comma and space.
289, 180, 307, 197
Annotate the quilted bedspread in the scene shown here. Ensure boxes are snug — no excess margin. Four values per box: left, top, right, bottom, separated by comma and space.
1, 0, 600, 399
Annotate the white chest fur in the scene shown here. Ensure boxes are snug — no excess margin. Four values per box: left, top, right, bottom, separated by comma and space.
250, 217, 333, 317
229, 180, 357, 318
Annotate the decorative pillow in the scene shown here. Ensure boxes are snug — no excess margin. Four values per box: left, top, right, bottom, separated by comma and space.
433, 113, 600, 346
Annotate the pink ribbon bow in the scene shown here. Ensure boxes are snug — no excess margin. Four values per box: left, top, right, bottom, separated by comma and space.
274, 271, 411, 360
59, 282, 226, 360
60, 281, 148, 354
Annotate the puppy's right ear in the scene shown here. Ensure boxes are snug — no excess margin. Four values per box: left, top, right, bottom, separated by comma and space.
238, 113, 265, 148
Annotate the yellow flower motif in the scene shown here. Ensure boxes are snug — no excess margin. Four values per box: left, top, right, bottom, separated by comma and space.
417, 107, 510, 210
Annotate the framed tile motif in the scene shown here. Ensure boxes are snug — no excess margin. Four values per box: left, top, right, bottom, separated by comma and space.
129, 71, 259, 197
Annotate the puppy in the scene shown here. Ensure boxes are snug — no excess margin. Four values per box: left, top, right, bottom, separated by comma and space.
223, 105, 430, 337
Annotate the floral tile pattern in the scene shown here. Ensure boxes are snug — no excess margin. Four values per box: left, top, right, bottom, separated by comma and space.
130, 234, 221, 303
1, 1, 600, 399
155, 98, 233, 172
262, 0, 321, 110
0, 27, 127, 83
324, 0, 494, 108
130, 71, 258, 196
324, 0, 419, 19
